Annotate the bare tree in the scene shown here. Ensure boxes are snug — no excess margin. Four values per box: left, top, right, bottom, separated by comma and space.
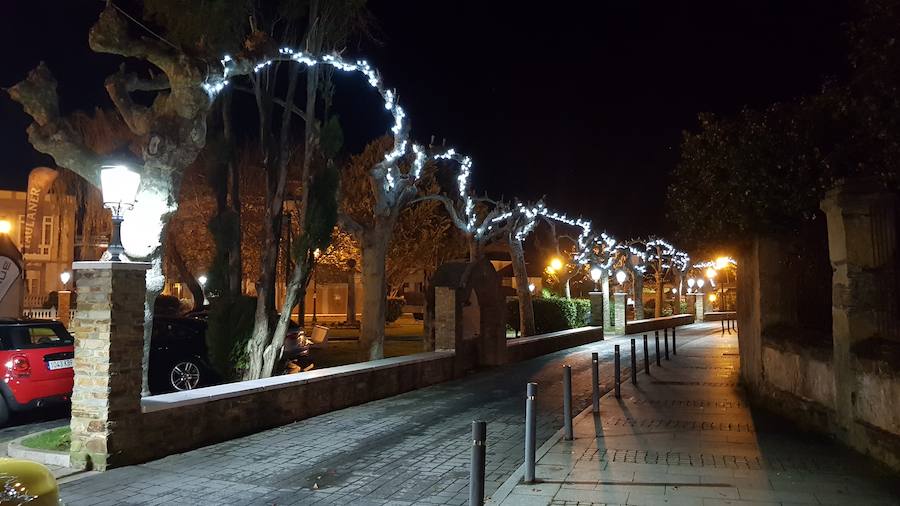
7, 5, 214, 394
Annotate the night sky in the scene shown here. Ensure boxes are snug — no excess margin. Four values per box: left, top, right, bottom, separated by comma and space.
1, 0, 850, 238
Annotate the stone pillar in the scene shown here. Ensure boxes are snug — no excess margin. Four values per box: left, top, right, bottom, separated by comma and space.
57, 290, 71, 328
434, 286, 458, 350
613, 293, 627, 335
601, 274, 613, 333
588, 291, 604, 327
694, 293, 706, 322
69, 261, 150, 471
821, 179, 897, 441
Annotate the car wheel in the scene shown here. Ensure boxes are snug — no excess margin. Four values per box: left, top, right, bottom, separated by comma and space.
169, 360, 202, 391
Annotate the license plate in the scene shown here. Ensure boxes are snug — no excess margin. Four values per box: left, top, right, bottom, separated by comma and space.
48, 359, 73, 370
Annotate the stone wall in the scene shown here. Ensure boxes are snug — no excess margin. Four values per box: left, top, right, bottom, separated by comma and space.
506, 326, 603, 363
624, 314, 694, 335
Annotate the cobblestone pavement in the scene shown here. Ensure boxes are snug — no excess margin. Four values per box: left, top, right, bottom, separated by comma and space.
60, 325, 709, 505
495, 329, 900, 506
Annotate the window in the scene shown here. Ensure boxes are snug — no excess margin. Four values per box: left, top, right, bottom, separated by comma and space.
0, 324, 73, 350
39, 216, 53, 256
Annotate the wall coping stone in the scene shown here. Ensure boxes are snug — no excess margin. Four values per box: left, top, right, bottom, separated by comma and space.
72, 261, 152, 271
627, 314, 695, 325
507, 326, 602, 347
141, 350, 454, 413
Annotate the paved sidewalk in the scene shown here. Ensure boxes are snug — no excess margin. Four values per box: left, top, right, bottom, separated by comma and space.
494, 331, 900, 505
60, 325, 711, 505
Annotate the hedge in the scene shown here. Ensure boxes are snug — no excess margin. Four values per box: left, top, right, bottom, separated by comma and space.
386, 297, 404, 323
507, 296, 592, 335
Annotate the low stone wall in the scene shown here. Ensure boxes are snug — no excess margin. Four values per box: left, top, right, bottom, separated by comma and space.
506, 326, 603, 363
624, 314, 694, 335
703, 311, 737, 322
134, 352, 456, 463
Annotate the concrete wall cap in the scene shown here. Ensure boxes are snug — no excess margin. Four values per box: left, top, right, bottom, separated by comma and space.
72, 261, 153, 271
141, 350, 455, 413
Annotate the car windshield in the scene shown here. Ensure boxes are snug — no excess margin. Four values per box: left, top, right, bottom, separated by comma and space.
0, 324, 74, 350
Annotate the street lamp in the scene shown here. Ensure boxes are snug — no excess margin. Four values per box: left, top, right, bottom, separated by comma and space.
528, 283, 536, 294
671, 287, 678, 294
100, 165, 141, 262
590, 267, 602, 291
697, 278, 705, 290
198, 275, 208, 287
60, 271, 71, 289
687, 278, 696, 292
312, 248, 321, 323
0, 220, 10, 235
615, 270, 627, 285
705, 267, 717, 280
549, 258, 563, 272
715, 256, 730, 270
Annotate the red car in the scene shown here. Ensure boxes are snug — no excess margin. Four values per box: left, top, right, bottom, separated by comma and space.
0, 319, 74, 425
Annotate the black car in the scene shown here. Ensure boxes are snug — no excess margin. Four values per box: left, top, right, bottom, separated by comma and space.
149, 317, 217, 394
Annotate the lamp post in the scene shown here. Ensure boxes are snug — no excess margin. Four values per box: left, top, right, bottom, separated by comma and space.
687, 277, 695, 293
100, 165, 141, 262
615, 270, 627, 285
312, 248, 321, 323
60, 271, 71, 290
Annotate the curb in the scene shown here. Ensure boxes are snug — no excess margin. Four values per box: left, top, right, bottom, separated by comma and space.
7, 428, 71, 468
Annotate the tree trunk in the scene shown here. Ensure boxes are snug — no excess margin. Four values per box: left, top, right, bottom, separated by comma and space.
171, 243, 204, 311
632, 271, 645, 320
360, 227, 390, 360
655, 277, 663, 318
346, 266, 357, 324
468, 238, 483, 262
601, 272, 611, 329
265, 259, 311, 376
223, 89, 242, 298
509, 236, 536, 336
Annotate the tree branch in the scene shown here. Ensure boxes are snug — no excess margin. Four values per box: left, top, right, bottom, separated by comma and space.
411, 194, 468, 232
233, 85, 307, 122
5, 63, 101, 186
338, 212, 365, 238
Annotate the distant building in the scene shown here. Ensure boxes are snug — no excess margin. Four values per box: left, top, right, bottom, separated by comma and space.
0, 190, 75, 308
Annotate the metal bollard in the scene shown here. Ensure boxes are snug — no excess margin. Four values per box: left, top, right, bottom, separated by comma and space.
469, 421, 486, 506
664, 328, 670, 360
614, 345, 621, 398
655, 332, 661, 366
643, 334, 650, 375
524, 382, 537, 483
630, 339, 637, 385
563, 365, 573, 441
591, 352, 600, 413
721, 320, 725, 333
672, 327, 677, 356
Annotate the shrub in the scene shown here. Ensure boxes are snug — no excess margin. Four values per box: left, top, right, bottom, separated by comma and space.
386, 297, 405, 323
206, 296, 257, 380
679, 301, 689, 314
154, 295, 183, 316
507, 296, 592, 335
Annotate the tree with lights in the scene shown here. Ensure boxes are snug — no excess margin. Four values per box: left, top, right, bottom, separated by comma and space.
642, 238, 690, 317
506, 202, 543, 337
616, 239, 647, 320
338, 136, 431, 360
7, 4, 215, 393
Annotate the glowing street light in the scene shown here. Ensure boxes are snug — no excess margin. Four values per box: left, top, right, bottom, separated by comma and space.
687, 278, 696, 292
0, 220, 10, 235
548, 257, 563, 273
705, 267, 717, 279
715, 257, 730, 270
60, 271, 71, 289
615, 270, 627, 285
528, 283, 536, 294
590, 267, 602, 291
198, 275, 208, 287
671, 287, 678, 294
100, 165, 141, 262
697, 278, 705, 290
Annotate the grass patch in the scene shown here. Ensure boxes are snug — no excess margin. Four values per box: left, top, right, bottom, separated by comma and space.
21, 427, 70, 452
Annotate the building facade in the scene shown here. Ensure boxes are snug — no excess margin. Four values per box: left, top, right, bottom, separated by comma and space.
0, 190, 75, 307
